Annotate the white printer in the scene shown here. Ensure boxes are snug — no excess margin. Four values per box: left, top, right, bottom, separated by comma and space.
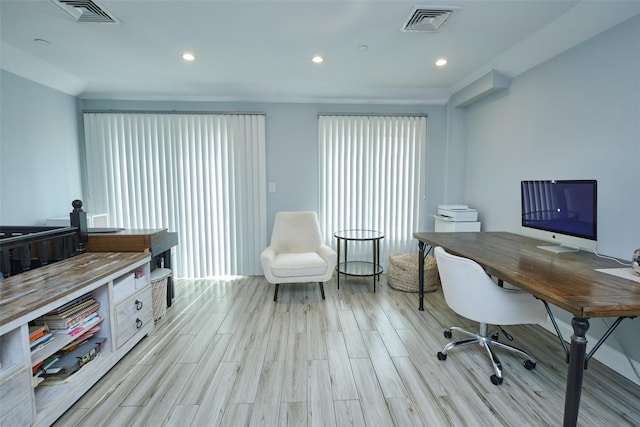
436, 205, 478, 222
434, 205, 481, 232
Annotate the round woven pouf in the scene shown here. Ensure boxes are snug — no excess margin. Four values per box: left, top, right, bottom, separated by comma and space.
387, 253, 439, 293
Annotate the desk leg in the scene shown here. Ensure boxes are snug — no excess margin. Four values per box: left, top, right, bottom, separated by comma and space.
563, 317, 589, 427
418, 241, 425, 311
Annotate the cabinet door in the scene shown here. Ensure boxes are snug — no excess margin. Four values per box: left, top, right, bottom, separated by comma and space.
114, 287, 153, 349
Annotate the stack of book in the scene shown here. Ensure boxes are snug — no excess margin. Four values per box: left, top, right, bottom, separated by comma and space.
34, 294, 102, 336
29, 325, 54, 353
31, 293, 106, 385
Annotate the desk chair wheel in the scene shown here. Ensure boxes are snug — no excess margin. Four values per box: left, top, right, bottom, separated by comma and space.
443, 330, 453, 339
437, 351, 447, 361
524, 359, 536, 370
491, 374, 503, 385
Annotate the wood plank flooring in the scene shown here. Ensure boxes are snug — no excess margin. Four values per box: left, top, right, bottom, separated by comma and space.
54, 275, 640, 426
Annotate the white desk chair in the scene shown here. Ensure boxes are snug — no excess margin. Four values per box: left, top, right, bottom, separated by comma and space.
434, 246, 547, 385
261, 211, 337, 301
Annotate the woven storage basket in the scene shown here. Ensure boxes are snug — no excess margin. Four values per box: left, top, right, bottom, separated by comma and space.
150, 268, 171, 321
388, 253, 439, 293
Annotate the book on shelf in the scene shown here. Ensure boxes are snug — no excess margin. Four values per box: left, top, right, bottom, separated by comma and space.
29, 325, 47, 342
51, 313, 103, 336
37, 294, 95, 318
39, 337, 106, 385
30, 332, 54, 352
34, 300, 100, 329
32, 359, 45, 374
46, 293, 93, 315
59, 325, 101, 354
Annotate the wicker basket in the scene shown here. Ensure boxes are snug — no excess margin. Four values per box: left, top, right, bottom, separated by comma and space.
388, 253, 439, 293
150, 268, 171, 321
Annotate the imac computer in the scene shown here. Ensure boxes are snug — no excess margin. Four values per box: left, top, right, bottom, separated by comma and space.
521, 180, 597, 253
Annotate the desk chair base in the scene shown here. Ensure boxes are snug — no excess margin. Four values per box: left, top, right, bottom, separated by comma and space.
436, 323, 537, 385
273, 282, 325, 302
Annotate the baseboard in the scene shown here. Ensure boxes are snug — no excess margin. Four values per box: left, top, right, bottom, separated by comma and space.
540, 317, 640, 385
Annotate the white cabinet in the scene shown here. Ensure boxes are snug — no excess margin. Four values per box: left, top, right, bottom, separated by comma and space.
0, 252, 152, 427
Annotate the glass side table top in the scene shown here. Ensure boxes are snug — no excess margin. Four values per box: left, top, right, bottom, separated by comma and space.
334, 229, 384, 240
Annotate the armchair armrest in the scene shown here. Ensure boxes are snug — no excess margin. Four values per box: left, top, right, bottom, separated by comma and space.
318, 244, 337, 270
261, 246, 277, 267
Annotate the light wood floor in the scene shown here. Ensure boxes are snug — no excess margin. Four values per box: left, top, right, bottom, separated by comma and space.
54, 275, 640, 426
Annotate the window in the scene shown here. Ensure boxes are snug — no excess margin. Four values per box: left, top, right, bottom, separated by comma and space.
318, 115, 426, 266
83, 112, 267, 277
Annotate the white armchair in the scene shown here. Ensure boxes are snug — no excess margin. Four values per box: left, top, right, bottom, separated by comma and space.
261, 211, 337, 301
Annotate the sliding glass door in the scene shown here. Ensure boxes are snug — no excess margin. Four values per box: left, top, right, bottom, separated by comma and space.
83, 112, 267, 278
318, 115, 426, 267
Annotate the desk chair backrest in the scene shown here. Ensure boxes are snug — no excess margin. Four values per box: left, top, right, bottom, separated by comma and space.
434, 246, 546, 326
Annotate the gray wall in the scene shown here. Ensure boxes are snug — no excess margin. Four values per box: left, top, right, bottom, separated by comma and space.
0, 70, 83, 224
460, 15, 640, 372
79, 99, 449, 237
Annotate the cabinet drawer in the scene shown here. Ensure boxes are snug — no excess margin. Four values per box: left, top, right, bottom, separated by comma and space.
0, 367, 34, 426
114, 287, 153, 349
113, 273, 136, 302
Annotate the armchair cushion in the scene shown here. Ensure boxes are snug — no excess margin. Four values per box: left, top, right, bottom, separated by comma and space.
271, 252, 328, 277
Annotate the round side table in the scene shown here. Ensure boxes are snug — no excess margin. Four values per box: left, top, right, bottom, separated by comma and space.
334, 229, 384, 292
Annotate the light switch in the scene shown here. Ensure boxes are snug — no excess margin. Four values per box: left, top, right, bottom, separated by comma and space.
268, 182, 276, 193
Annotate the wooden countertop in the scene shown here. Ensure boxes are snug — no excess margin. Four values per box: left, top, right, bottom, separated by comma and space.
413, 232, 640, 318
0, 252, 150, 332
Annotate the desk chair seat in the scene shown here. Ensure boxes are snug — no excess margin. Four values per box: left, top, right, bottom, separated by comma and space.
434, 246, 547, 385
261, 211, 337, 301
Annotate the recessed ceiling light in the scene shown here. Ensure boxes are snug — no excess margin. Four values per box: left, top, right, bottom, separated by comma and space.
311, 55, 324, 64
357, 44, 368, 51
435, 58, 448, 67
182, 52, 195, 62
34, 38, 50, 45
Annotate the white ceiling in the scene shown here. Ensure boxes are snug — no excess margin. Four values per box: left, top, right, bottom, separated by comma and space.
1, 0, 639, 104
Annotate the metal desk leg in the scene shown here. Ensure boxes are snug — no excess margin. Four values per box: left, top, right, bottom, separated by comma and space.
563, 317, 589, 427
418, 241, 425, 311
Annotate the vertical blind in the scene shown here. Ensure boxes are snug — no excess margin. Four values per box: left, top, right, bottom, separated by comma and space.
83, 112, 267, 278
318, 115, 426, 267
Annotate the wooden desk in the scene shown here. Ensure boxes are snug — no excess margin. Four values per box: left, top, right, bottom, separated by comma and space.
87, 229, 178, 306
413, 231, 640, 427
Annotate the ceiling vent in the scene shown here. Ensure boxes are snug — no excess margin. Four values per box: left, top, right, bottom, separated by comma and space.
401, 6, 459, 32
50, 0, 120, 23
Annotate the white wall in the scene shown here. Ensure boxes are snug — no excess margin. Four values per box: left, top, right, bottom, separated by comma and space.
460, 15, 640, 380
0, 70, 83, 224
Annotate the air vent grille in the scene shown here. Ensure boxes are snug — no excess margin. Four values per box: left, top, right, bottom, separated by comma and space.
402, 6, 459, 32
51, 0, 119, 23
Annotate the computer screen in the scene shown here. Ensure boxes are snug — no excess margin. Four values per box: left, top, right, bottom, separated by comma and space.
520, 180, 597, 252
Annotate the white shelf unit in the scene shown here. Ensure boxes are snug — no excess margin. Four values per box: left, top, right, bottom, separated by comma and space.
0, 253, 153, 427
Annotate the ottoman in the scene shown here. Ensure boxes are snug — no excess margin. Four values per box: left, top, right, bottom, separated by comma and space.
388, 253, 439, 293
